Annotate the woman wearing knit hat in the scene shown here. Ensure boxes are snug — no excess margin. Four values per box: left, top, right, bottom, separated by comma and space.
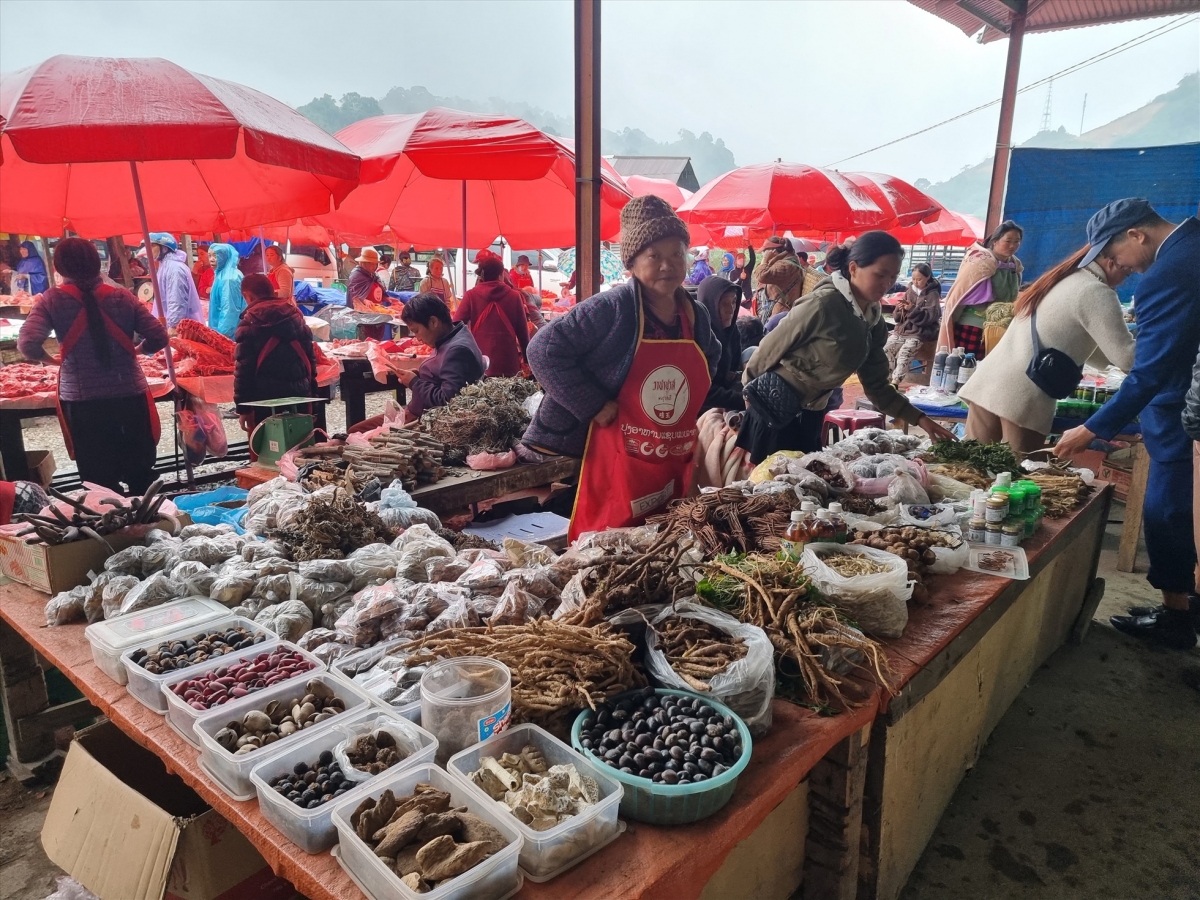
519, 195, 722, 540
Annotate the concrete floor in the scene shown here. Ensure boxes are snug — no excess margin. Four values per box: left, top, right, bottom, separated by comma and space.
1, 517, 1198, 900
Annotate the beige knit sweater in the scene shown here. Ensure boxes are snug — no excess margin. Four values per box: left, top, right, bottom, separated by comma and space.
958, 263, 1134, 433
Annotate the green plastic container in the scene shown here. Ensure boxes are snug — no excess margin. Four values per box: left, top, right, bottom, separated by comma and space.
571, 688, 753, 825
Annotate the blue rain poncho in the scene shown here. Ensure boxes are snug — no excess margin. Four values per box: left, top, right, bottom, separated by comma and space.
208, 243, 246, 338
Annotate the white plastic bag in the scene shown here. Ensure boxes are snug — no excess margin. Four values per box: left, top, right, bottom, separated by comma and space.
801, 544, 912, 638
347, 543, 400, 589
333, 713, 428, 784
887, 466, 931, 506
644, 601, 776, 735
254, 598, 313, 642
796, 452, 857, 495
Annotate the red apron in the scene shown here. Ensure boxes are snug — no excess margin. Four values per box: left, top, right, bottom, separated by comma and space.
55, 285, 162, 460
569, 296, 712, 541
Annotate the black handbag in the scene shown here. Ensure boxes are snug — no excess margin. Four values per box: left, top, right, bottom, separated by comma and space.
1025, 309, 1083, 400
743, 370, 805, 429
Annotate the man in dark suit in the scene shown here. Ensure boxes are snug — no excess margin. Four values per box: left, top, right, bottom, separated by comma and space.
1056, 199, 1200, 649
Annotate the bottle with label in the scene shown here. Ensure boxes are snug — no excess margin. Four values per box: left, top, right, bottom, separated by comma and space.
827, 502, 849, 543
967, 517, 987, 542
957, 352, 977, 389
1008, 484, 1026, 517
781, 511, 809, 561
986, 491, 1010, 523
1001, 520, 1024, 547
810, 509, 838, 544
944, 350, 963, 394
994, 472, 1013, 489
971, 490, 988, 520
932, 345, 949, 392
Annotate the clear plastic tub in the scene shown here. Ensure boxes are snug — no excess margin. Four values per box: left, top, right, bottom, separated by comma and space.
121, 617, 279, 713
447, 723, 625, 881
161, 643, 324, 750
192, 672, 374, 800
249, 709, 438, 854
420, 657, 511, 765
332, 640, 422, 723
330, 764, 524, 900
84, 597, 230, 685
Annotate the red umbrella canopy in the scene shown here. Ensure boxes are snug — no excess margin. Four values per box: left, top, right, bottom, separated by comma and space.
840, 172, 942, 229
322, 109, 631, 248
0, 55, 360, 237
890, 209, 984, 246
676, 162, 886, 234
624, 174, 692, 210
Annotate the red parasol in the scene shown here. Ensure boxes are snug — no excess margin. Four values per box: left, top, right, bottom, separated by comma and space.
676, 162, 886, 234
0, 56, 360, 237
840, 172, 942, 229
623, 174, 692, 209
319, 109, 631, 250
890, 209, 984, 246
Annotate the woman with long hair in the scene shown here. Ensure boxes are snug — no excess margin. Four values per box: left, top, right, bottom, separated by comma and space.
959, 245, 1135, 452
207, 243, 245, 338
737, 232, 956, 463
417, 256, 457, 309
938, 220, 1024, 358
17, 238, 168, 493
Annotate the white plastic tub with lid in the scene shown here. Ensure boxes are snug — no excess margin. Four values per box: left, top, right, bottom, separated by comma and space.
249, 708, 437, 854
191, 671, 375, 800
330, 763, 524, 900
84, 597, 230, 684
121, 616, 279, 713
161, 642, 324, 750
420, 657, 511, 765
447, 722, 625, 881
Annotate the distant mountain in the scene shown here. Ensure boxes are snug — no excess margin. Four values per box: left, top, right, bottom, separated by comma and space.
918, 72, 1199, 218
298, 87, 737, 184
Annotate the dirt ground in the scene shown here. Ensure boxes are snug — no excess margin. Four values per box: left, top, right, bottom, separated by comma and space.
2, 517, 1198, 900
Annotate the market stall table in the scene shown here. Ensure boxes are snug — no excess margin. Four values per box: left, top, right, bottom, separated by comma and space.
338, 357, 408, 428
0, 577, 874, 900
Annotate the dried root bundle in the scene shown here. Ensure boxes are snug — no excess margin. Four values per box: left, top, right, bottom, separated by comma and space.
647, 486, 801, 556
654, 617, 746, 692
273, 488, 392, 560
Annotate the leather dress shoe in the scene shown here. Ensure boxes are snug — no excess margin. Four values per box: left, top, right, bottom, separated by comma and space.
1110, 607, 1198, 651
1125, 594, 1200, 628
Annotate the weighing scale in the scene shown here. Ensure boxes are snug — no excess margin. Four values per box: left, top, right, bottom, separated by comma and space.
245, 397, 329, 470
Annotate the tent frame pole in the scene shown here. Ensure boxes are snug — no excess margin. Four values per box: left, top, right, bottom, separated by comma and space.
574, 0, 601, 300
130, 161, 195, 487
985, 2, 1027, 236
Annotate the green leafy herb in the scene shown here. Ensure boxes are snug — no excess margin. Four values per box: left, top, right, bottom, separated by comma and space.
930, 439, 1020, 476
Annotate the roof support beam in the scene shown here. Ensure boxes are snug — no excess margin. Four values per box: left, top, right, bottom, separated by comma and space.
985, 5, 1027, 235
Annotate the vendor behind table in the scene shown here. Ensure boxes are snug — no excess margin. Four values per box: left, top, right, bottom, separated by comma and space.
398, 291, 485, 419
346, 247, 388, 311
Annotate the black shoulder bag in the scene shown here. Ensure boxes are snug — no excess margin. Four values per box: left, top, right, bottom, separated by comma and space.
1025, 308, 1083, 400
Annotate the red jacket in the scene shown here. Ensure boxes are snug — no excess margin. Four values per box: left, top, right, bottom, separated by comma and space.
454, 280, 530, 377
510, 268, 535, 292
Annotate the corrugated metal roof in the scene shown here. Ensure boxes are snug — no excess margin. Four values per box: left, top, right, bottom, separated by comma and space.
907, 0, 1200, 42
609, 156, 700, 191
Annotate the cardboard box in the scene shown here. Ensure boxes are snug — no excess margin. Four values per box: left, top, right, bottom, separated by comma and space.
0, 531, 141, 595
1099, 460, 1132, 503
25, 449, 57, 487
42, 721, 301, 900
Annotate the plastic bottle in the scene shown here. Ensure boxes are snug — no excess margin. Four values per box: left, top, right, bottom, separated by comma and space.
781, 511, 808, 561
995, 472, 1013, 489
1008, 484, 1026, 517
932, 345, 949, 392
944, 350, 963, 394
971, 490, 988, 520
957, 352, 977, 389
811, 509, 838, 544
827, 502, 849, 544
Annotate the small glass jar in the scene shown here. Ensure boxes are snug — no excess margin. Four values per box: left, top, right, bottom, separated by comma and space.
986, 493, 1010, 524
985, 523, 1004, 545
1001, 521, 1024, 547
967, 518, 987, 543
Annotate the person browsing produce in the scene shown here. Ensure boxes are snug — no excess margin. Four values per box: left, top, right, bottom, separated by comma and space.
938, 220, 1023, 357
518, 194, 721, 540
233, 274, 318, 434
18, 238, 168, 493
346, 247, 387, 310
148, 233, 203, 331
397, 292, 485, 418
737, 232, 957, 464
960, 245, 1134, 453
453, 256, 530, 378
1054, 199, 1200, 650
883, 263, 941, 384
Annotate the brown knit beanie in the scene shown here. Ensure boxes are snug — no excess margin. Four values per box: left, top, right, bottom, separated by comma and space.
619, 195, 691, 268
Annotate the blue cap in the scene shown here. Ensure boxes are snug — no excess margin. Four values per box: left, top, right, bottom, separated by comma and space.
148, 232, 177, 252
1079, 198, 1154, 268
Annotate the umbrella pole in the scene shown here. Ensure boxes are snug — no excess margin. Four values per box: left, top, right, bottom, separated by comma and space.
259, 227, 268, 274
461, 180, 468, 299
130, 160, 195, 488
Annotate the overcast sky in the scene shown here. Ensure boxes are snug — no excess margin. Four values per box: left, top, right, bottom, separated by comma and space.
1, 0, 1196, 185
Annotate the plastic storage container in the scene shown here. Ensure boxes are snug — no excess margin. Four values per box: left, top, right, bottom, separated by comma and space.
85, 597, 231, 685
192, 672, 374, 800
570, 689, 753, 825
447, 723, 624, 882
421, 657, 511, 765
332, 640, 422, 723
121, 616, 279, 713
330, 764, 524, 900
161, 642, 324, 750
249, 709, 437, 854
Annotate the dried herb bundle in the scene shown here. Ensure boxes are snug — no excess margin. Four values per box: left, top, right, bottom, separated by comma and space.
653, 617, 746, 692
273, 488, 392, 560
697, 554, 894, 710
647, 487, 802, 556
395, 620, 644, 737
929, 440, 1020, 476
1027, 471, 1089, 517
557, 531, 694, 625
420, 377, 539, 464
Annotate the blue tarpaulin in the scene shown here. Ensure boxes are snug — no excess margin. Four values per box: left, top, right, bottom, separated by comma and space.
1003, 143, 1200, 301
